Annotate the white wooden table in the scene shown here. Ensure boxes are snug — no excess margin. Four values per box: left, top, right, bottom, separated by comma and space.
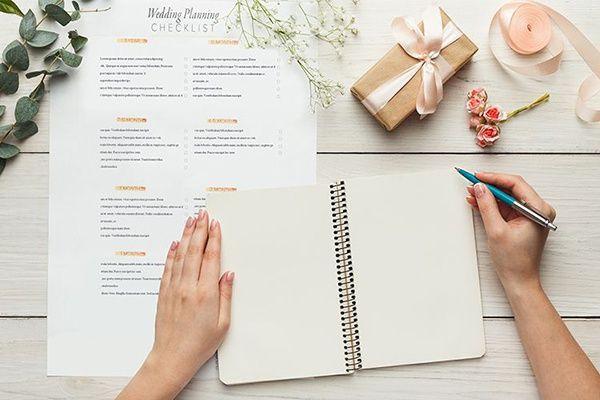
1, 0, 599, 398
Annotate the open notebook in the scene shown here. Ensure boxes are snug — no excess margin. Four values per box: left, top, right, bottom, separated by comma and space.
207, 169, 485, 385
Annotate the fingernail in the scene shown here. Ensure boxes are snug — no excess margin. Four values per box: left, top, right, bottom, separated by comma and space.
210, 219, 218, 230
186, 216, 195, 227
474, 183, 485, 198
226, 271, 235, 283
198, 208, 205, 219
170, 240, 178, 251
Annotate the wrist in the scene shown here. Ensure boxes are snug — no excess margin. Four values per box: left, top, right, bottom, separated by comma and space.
501, 277, 545, 308
139, 351, 188, 399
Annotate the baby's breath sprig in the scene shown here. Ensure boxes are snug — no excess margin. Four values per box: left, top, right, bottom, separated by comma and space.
224, 0, 359, 110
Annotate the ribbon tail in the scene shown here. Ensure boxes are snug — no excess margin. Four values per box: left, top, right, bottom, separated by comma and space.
417, 56, 453, 117
576, 73, 600, 122
362, 61, 423, 115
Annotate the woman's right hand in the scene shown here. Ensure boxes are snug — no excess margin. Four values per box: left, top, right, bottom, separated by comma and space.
465, 172, 556, 295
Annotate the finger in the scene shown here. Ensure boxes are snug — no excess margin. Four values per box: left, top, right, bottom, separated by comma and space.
473, 183, 507, 238
466, 195, 478, 208
182, 209, 209, 283
199, 219, 222, 287
475, 171, 542, 204
172, 216, 196, 283
160, 240, 178, 291
468, 185, 511, 219
476, 172, 555, 219
218, 271, 235, 332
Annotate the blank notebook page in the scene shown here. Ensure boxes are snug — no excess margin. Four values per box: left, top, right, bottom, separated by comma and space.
208, 185, 346, 384
344, 170, 485, 369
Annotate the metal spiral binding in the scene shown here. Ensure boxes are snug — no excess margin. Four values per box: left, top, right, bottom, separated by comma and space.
330, 180, 362, 373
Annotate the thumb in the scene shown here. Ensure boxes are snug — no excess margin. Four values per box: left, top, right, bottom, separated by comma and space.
473, 183, 506, 236
218, 271, 234, 332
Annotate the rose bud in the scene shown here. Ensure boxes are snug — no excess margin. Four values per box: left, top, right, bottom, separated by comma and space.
475, 124, 501, 148
467, 87, 488, 102
483, 105, 507, 123
466, 97, 485, 115
469, 115, 485, 129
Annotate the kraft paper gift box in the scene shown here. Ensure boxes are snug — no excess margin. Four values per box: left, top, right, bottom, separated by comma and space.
351, 7, 478, 131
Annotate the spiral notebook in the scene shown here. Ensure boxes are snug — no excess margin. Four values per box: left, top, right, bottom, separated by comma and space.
207, 169, 485, 385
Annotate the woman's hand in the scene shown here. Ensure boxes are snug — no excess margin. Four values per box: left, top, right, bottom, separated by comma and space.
465, 172, 556, 294
118, 210, 234, 400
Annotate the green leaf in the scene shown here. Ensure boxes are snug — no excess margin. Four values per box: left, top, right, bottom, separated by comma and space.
19, 10, 37, 40
12, 120, 38, 139
71, 35, 87, 53
30, 80, 45, 101
27, 30, 59, 48
3, 40, 29, 70
38, 0, 63, 11
0, 63, 5, 73
0, 143, 20, 159
25, 69, 47, 78
44, 48, 60, 62
45, 3, 71, 25
71, 0, 79, 10
0, 105, 5, 118
47, 68, 66, 77
14, 96, 40, 123
0, 71, 18, 94
59, 48, 81, 67
0, 0, 24, 17
0, 124, 12, 136
0, 158, 6, 175
70, 9, 79, 20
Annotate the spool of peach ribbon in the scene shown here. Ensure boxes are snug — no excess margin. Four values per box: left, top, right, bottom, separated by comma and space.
490, 1, 600, 122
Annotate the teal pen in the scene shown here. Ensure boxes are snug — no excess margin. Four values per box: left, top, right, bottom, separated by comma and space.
455, 167, 557, 231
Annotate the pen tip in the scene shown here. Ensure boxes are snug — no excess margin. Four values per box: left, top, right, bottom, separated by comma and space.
454, 166, 461, 172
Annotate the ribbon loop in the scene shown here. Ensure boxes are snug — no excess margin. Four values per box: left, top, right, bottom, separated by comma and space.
362, 6, 464, 118
490, 0, 600, 123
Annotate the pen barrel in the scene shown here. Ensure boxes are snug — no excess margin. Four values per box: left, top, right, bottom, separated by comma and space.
511, 201, 556, 230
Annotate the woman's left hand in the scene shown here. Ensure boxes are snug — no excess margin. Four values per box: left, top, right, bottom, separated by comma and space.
117, 210, 234, 400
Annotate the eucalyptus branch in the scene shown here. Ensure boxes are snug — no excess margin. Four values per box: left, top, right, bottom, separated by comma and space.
0, 0, 108, 172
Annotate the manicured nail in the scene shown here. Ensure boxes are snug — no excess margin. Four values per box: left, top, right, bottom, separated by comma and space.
226, 271, 235, 283
170, 240, 178, 251
474, 183, 485, 198
186, 216, 195, 227
210, 219, 219, 230
198, 208, 206, 219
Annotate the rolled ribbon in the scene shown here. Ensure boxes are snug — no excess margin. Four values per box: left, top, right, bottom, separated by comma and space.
362, 6, 463, 118
491, 1, 600, 122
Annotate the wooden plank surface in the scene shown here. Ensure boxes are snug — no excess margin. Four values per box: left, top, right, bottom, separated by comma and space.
0, 0, 599, 155
1, 153, 599, 317
1, 318, 598, 399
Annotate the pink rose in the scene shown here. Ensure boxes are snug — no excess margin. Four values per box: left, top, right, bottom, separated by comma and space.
469, 115, 485, 130
476, 124, 501, 148
483, 105, 507, 123
468, 87, 488, 102
466, 97, 485, 115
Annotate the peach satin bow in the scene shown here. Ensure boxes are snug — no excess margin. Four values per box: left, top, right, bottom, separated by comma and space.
362, 6, 463, 118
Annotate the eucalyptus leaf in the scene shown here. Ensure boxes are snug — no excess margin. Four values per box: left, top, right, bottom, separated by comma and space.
47, 69, 67, 77
0, 71, 18, 94
0, 105, 5, 118
59, 48, 82, 67
0, 63, 5, 73
15, 96, 40, 123
25, 69, 48, 78
44, 48, 61, 62
0, 0, 24, 17
27, 30, 59, 48
12, 120, 38, 140
70, 9, 79, 20
38, 0, 63, 11
30, 81, 45, 102
3, 40, 29, 70
0, 124, 12, 136
0, 158, 6, 175
72, 0, 79, 10
45, 3, 71, 25
0, 143, 20, 159
71, 35, 87, 53
19, 10, 37, 41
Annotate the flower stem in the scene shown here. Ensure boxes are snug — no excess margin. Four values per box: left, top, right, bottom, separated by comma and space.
507, 92, 550, 119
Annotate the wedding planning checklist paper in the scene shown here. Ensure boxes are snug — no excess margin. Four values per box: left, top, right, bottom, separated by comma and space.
47, 0, 316, 376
